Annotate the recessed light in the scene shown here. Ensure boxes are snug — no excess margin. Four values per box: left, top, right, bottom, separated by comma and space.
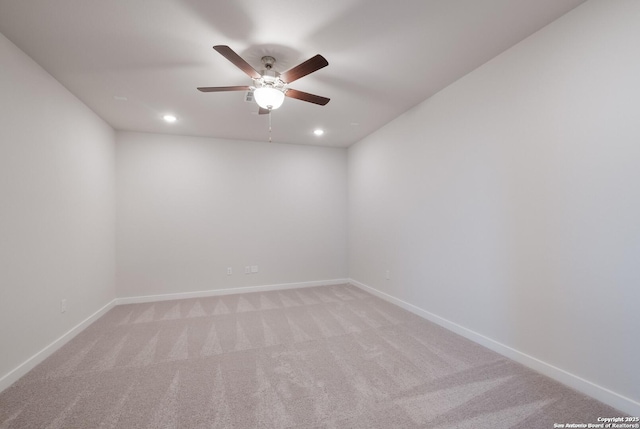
163, 114, 177, 123
113, 95, 128, 101
313, 129, 324, 136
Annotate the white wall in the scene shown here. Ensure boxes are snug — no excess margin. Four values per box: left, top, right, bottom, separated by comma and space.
348, 0, 640, 414
0, 33, 115, 384
116, 131, 348, 298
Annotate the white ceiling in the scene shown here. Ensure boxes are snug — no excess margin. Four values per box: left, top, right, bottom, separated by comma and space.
0, 0, 584, 147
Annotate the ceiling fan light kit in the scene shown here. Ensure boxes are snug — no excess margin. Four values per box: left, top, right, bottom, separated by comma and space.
253, 86, 285, 110
252, 55, 286, 110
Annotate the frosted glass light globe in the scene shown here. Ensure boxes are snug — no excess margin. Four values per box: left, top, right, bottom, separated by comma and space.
254, 87, 285, 110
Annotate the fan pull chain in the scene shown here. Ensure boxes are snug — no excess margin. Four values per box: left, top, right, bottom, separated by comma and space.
268, 109, 272, 143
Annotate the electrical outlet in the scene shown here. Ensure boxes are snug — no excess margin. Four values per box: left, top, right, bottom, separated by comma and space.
251, 265, 258, 273
245, 266, 251, 274
385, 270, 390, 280
60, 299, 67, 313
227, 267, 233, 275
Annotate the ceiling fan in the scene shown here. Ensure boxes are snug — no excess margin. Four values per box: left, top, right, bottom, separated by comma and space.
198, 45, 330, 114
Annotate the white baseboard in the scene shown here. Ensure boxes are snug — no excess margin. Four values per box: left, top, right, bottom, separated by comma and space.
116, 278, 349, 305
0, 298, 117, 393
349, 278, 640, 417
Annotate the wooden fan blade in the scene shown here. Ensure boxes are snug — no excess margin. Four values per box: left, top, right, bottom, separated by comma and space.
197, 85, 251, 92
285, 89, 330, 106
280, 55, 329, 83
213, 45, 261, 79
258, 107, 270, 115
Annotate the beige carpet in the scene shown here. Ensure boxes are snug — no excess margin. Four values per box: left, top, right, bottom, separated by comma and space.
0, 284, 623, 428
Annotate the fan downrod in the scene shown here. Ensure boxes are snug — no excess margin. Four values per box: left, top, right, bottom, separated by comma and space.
261, 56, 276, 70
